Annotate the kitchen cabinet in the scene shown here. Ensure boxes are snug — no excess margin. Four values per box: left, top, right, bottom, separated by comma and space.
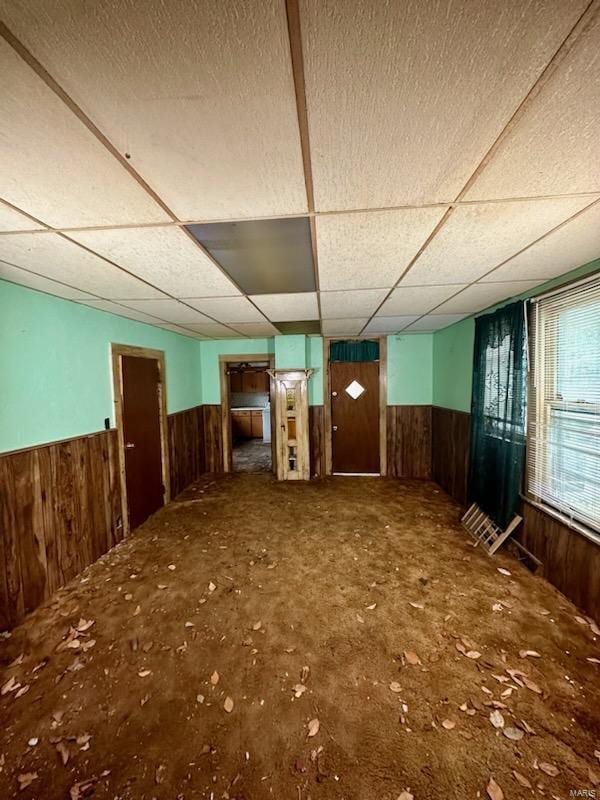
231, 410, 252, 439
229, 371, 243, 392
242, 370, 269, 393
251, 410, 263, 438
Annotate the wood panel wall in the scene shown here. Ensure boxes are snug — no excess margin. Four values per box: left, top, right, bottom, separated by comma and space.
386, 405, 432, 478
309, 405, 324, 477
431, 406, 471, 505
0, 431, 122, 630
202, 404, 224, 472
167, 405, 205, 497
518, 501, 600, 620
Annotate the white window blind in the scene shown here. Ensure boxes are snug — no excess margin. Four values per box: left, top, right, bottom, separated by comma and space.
527, 275, 600, 533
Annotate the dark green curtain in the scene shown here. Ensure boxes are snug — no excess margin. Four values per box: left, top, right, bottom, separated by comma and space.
330, 340, 379, 362
468, 301, 527, 529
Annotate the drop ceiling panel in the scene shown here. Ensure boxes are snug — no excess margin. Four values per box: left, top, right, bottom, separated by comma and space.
0, 39, 168, 228
70, 227, 240, 298
320, 289, 388, 319
466, 12, 600, 200
117, 299, 213, 324
406, 314, 469, 332
379, 285, 466, 316
403, 197, 594, 286
317, 208, 446, 291
434, 281, 542, 314
187, 218, 314, 294
231, 322, 280, 337
0, 233, 164, 299
184, 296, 264, 323
78, 299, 170, 324
363, 316, 419, 335
0, 204, 44, 231
0, 0, 307, 220
321, 318, 368, 335
486, 202, 600, 283
184, 322, 239, 338
0, 261, 92, 300
300, 0, 586, 211
250, 292, 319, 322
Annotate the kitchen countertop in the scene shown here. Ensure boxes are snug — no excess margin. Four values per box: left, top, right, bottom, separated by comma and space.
231, 406, 269, 411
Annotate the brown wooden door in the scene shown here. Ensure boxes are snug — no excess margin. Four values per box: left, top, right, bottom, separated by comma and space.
331, 361, 380, 474
121, 355, 164, 530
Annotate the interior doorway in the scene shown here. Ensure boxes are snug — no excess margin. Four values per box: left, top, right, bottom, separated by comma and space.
111, 344, 170, 534
219, 354, 275, 474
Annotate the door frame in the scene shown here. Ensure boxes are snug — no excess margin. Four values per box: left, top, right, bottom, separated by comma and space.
322, 337, 387, 476
111, 343, 171, 536
218, 353, 276, 473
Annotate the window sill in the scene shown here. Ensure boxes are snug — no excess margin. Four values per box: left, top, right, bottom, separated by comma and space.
521, 495, 600, 547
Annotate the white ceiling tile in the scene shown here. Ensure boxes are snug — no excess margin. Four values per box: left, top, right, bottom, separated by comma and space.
484, 202, 600, 283
363, 316, 419, 334
379, 284, 466, 315
78, 300, 169, 324
0, 0, 307, 221
434, 281, 542, 314
403, 197, 594, 286
184, 322, 240, 338
0, 39, 168, 228
184, 296, 264, 323
301, 0, 587, 210
320, 289, 388, 319
321, 318, 369, 335
317, 208, 446, 291
0, 233, 164, 298
0, 203, 44, 231
153, 322, 203, 338
406, 314, 468, 331
0, 260, 92, 300
118, 299, 213, 324
70, 227, 241, 297
250, 292, 319, 321
466, 13, 600, 200
231, 322, 280, 337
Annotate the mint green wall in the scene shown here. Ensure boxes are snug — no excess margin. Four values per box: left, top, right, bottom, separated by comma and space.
387, 334, 433, 405
0, 280, 201, 453
432, 258, 600, 412
274, 334, 307, 369
307, 337, 323, 406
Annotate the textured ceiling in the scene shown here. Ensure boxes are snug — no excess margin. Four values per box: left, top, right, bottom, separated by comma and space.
0, 0, 599, 340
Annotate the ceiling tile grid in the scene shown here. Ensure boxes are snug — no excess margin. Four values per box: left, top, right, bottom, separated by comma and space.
432, 280, 542, 315
250, 292, 319, 322
405, 314, 469, 332
319, 289, 388, 319
321, 318, 369, 335
363, 316, 420, 335
0, 260, 92, 300
116, 298, 215, 325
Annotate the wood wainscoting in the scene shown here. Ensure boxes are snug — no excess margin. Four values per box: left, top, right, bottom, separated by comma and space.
0, 430, 122, 629
386, 405, 432, 478
202, 405, 224, 472
518, 501, 600, 620
167, 405, 205, 497
432, 406, 471, 505
309, 405, 324, 478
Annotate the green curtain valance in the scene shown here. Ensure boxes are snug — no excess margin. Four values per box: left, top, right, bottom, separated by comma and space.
330, 340, 379, 362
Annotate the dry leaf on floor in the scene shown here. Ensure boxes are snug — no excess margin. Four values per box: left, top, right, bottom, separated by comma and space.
389, 682, 402, 693
356, 613, 365, 623
397, 791, 414, 800
466, 650, 481, 659
486, 776, 504, 800
497, 568, 511, 577
518, 719, 536, 735
292, 684, 306, 698
155, 764, 166, 784
168, 564, 176, 571
587, 657, 600, 665
252, 621, 262, 631
300, 665, 310, 683
366, 603, 377, 610
503, 727, 524, 741
539, 762, 559, 777
513, 771, 532, 789
76, 619, 94, 632
1, 676, 19, 695
210, 671, 219, 685
522, 677, 542, 694
17, 772, 38, 791
404, 650, 421, 666
519, 650, 541, 659
138, 669, 151, 678
56, 740, 70, 765
409, 602, 424, 609
224, 696, 234, 713
307, 718, 320, 737
208, 582, 216, 592
442, 719, 455, 730
489, 710, 504, 728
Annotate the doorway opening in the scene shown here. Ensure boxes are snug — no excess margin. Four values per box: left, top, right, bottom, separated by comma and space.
219, 354, 275, 474
111, 344, 170, 534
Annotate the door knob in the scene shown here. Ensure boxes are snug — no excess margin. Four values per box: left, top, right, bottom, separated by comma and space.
125, 442, 136, 449
332, 425, 338, 431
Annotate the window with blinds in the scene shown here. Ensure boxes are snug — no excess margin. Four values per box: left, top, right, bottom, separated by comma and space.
527, 275, 600, 533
